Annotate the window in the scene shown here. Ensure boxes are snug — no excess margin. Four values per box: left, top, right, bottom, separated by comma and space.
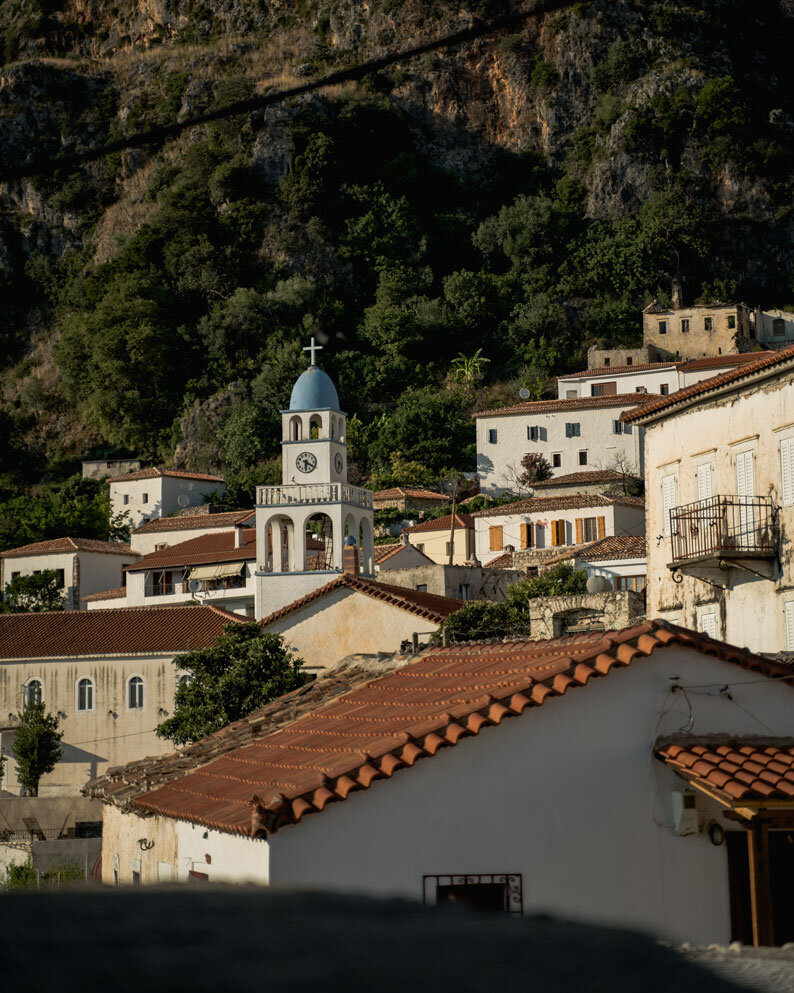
583, 518, 598, 542
416, 543, 425, 553
24, 679, 42, 709
700, 610, 719, 639
528, 425, 539, 441
785, 601, 794, 652
178, 674, 192, 689
123, 494, 129, 506
155, 543, 168, 552
635, 386, 647, 393
131, 859, 141, 885
681, 318, 690, 332
616, 575, 646, 592
613, 420, 623, 435
445, 542, 453, 556
552, 453, 561, 468
142, 493, 149, 504
662, 473, 678, 538
697, 462, 714, 502
565, 422, 580, 438
487, 429, 498, 444
151, 570, 175, 597
128, 676, 144, 710
728, 314, 736, 329
415, 584, 428, 593
704, 317, 713, 331
626, 357, 633, 365
54, 569, 65, 588
565, 390, 578, 399
77, 678, 94, 712
576, 517, 605, 544
773, 318, 785, 337
489, 526, 504, 551
591, 382, 616, 396
578, 451, 588, 466
519, 522, 532, 549
592, 384, 605, 396
660, 384, 669, 395
424, 874, 523, 915
458, 584, 471, 601
604, 358, 610, 366
780, 437, 794, 506
551, 520, 566, 546
10, 571, 20, 581
658, 320, 667, 334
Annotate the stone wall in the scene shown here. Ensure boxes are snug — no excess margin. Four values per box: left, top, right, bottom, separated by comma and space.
642, 304, 751, 361
528, 590, 645, 640
381, 563, 523, 601
587, 345, 659, 370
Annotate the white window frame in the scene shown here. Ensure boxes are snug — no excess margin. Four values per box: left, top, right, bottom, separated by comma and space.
695, 460, 714, 502
697, 606, 720, 639
126, 674, 145, 711
776, 427, 794, 507
75, 676, 95, 713
661, 471, 678, 538
785, 598, 794, 652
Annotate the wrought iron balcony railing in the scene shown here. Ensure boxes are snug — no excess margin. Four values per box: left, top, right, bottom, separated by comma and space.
257, 483, 374, 510
669, 495, 777, 564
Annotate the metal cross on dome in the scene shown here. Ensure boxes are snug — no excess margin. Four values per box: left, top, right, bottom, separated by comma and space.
303, 336, 323, 366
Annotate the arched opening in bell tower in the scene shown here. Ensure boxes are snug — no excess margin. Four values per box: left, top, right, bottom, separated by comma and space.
289, 416, 302, 441
309, 414, 322, 439
304, 512, 335, 571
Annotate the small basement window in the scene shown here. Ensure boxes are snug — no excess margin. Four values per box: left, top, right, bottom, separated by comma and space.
423, 874, 523, 915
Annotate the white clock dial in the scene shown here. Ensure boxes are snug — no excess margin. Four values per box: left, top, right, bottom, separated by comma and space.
296, 452, 317, 473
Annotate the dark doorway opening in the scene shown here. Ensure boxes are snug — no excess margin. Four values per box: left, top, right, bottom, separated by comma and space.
436, 882, 507, 912
727, 829, 794, 944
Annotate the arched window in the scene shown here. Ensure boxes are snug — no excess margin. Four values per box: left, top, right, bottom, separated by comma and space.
290, 416, 302, 441
178, 674, 191, 690
330, 416, 336, 439
24, 679, 42, 709
77, 678, 94, 712
309, 415, 321, 439
128, 676, 144, 710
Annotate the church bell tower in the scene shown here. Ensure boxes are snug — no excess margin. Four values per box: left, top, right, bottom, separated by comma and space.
253, 338, 375, 620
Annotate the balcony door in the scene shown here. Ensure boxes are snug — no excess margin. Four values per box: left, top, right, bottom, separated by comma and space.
735, 450, 755, 548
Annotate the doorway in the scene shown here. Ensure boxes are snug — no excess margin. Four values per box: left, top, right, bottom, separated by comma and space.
727, 830, 794, 944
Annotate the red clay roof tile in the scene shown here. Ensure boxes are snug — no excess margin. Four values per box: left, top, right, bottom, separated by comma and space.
471, 494, 644, 518
473, 394, 655, 418
126, 529, 256, 571
134, 622, 792, 836
402, 513, 474, 534
543, 535, 646, 566
532, 470, 641, 489
109, 467, 226, 483
133, 510, 254, 535
82, 586, 127, 603
373, 487, 448, 502
0, 537, 133, 558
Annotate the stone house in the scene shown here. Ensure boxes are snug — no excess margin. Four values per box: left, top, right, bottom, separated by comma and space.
90, 622, 794, 947
377, 562, 523, 602
474, 395, 649, 496
753, 308, 794, 349
0, 538, 138, 611
82, 459, 141, 481
472, 495, 646, 567
541, 535, 647, 593
372, 487, 449, 511
529, 469, 643, 499
623, 344, 794, 653
641, 300, 753, 362
0, 605, 241, 796
401, 513, 476, 565
109, 468, 227, 530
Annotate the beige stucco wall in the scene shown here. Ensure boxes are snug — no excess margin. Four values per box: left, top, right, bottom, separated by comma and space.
1, 550, 137, 610
101, 804, 178, 885
406, 527, 473, 565
0, 654, 181, 795
557, 367, 679, 399
110, 478, 226, 530
644, 369, 794, 652
376, 543, 432, 572
131, 523, 238, 556
263, 588, 440, 669
643, 304, 750, 361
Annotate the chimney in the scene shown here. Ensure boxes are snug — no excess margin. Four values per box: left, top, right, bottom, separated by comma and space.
234, 523, 244, 548
343, 536, 359, 576
671, 277, 683, 310
399, 531, 409, 545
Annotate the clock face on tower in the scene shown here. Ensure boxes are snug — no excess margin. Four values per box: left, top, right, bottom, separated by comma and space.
296, 452, 317, 474
334, 453, 344, 474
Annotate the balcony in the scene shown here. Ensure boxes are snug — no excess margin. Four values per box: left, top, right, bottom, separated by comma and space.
668, 496, 778, 571
257, 483, 374, 510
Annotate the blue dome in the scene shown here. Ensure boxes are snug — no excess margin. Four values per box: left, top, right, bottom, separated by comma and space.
289, 366, 341, 411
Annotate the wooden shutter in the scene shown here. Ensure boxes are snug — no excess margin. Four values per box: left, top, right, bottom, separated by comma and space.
696, 462, 713, 501
785, 601, 794, 652
780, 438, 794, 506
597, 516, 606, 540
551, 521, 559, 546
489, 526, 503, 551
575, 518, 583, 545
662, 474, 677, 537
700, 611, 718, 639
520, 522, 532, 549
735, 450, 755, 497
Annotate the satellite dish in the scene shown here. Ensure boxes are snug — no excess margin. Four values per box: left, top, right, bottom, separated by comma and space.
586, 575, 609, 594
177, 494, 190, 507
188, 578, 201, 593
518, 387, 530, 399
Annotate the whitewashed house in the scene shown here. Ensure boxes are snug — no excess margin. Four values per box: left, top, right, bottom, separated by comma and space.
0, 605, 240, 795
373, 540, 434, 572
624, 345, 794, 653
474, 396, 648, 496
753, 308, 794, 349
541, 535, 646, 592
472, 495, 646, 566
0, 538, 138, 610
91, 622, 794, 947
109, 468, 227, 530
129, 509, 254, 555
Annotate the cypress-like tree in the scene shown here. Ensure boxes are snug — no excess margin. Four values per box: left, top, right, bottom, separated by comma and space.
13, 703, 64, 796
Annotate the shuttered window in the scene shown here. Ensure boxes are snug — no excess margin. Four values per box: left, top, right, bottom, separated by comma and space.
735, 449, 755, 497
575, 518, 583, 545
696, 463, 713, 502
662, 474, 677, 537
520, 522, 533, 549
551, 520, 566, 546
780, 437, 794, 506
597, 516, 606, 540
489, 526, 503, 551
700, 611, 719, 639
785, 601, 794, 651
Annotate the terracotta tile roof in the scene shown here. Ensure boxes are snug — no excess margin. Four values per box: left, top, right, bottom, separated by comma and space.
544, 536, 646, 566
402, 513, 474, 534
85, 657, 400, 810
656, 737, 794, 805
557, 362, 680, 379
259, 574, 461, 628
0, 537, 134, 558
133, 510, 253, 535
680, 353, 772, 372
82, 586, 127, 603
126, 529, 256, 571
108, 467, 226, 484
473, 394, 655, 418
0, 604, 243, 659
133, 621, 793, 836
623, 344, 794, 423
373, 487, 448, 502
532, 470, 640, 489
483, 551, 517, 569
471, 494, 644, 518
373, 543, 400, 563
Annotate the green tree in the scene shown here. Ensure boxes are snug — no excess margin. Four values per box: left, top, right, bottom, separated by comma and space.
0, 571, 65, 613
12, 702, 64, 796
449, 348, 490, 388
156, 624, 308, 745
518, 452, 553, 487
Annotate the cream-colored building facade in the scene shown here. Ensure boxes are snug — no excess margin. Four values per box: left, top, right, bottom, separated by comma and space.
402, 514, 475, 565
130, 510, 254, 555
109, 468, 227, 530
626, 347, 794, 653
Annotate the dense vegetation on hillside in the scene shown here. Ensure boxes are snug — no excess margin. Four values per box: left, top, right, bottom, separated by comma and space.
1, 0, 794, 547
